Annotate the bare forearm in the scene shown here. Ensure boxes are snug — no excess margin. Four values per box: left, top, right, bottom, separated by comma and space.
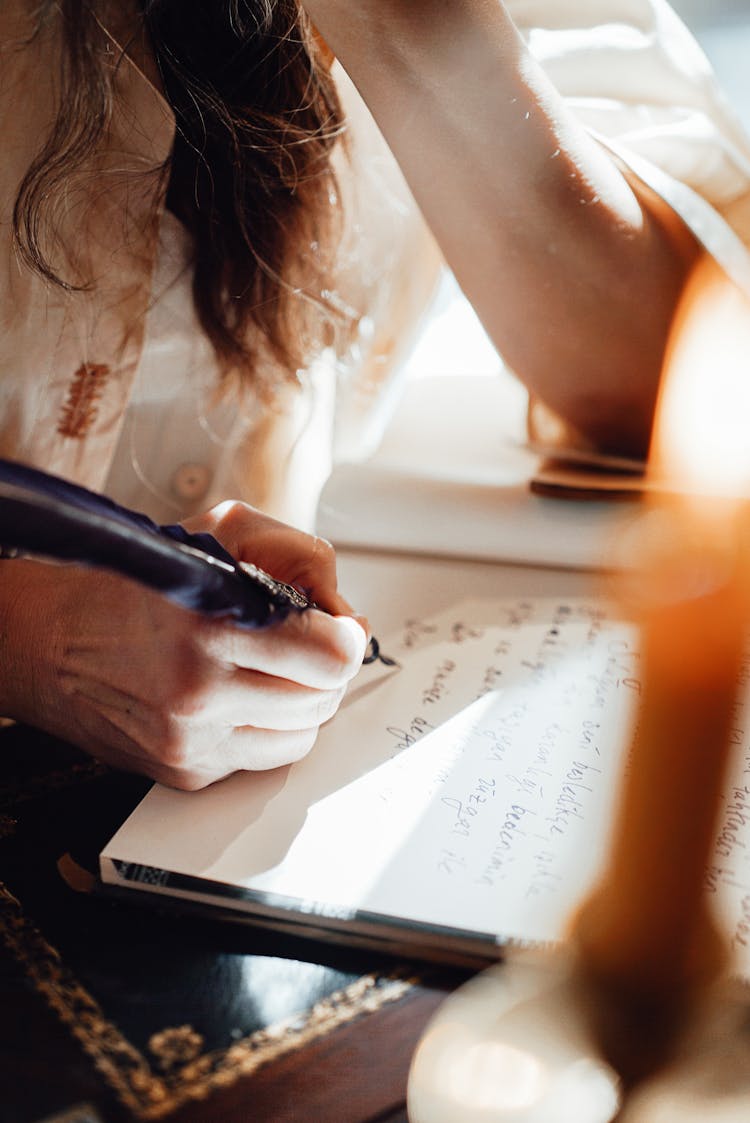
306, 0, 699, 454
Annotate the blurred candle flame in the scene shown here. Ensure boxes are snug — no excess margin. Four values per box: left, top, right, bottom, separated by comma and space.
570, 254, 750, 1093
407, 255, 750, 1123
651, 256, 750, 499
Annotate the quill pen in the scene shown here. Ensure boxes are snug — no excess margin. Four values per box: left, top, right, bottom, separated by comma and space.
0, 459, 308, 628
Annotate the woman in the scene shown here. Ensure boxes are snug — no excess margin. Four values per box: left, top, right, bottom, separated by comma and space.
1, 0, 749, 788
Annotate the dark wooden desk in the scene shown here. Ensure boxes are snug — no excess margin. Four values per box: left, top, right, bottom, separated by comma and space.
0, 724, 466, 1123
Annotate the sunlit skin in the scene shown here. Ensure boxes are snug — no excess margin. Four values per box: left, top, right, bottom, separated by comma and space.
304, 0, 701, 458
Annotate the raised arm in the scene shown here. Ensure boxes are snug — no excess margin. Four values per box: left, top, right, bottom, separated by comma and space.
304, 0, 702, 456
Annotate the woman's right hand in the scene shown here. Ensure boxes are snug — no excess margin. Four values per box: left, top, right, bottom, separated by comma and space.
0, 552, 366, 790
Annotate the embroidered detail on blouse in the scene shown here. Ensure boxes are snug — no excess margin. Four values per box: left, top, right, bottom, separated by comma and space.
57, 363, 111, 439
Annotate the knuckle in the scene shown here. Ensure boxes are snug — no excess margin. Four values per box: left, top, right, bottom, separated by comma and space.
173, 769, 213, 792
315, 685, 346, 725
162, 641, 217, 719
168, 680, 210, 720
249, 727, 318, 770
311, 534, 335, 565
213, 500, 250, 542
153, 719, 193, 770
316, 618, 366, 684
157, 765, 213, 792
291, 619, 361, 687
287, 726, 318, 763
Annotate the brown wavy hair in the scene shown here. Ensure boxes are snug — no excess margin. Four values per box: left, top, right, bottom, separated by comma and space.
13, 0, 348, 391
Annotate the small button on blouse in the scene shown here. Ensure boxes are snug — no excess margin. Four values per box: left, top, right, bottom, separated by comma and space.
170, 462, 212, 503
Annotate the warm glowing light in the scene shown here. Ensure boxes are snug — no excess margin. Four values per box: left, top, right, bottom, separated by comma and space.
572, 253, 750, 1057
414, 1021, 622, 1121
651, 257, 750, 498
625, 1086, 750, 1123
408, 965, 622, 1123
410, 256, 750, 1122
444, 1039, 548, 1111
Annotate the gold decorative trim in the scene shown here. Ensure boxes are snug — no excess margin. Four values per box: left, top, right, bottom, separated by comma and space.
0, 880, 416, 1119
149, 1026, 205, 1072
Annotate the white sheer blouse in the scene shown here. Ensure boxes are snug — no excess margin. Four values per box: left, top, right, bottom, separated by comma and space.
2, 0, 750, 529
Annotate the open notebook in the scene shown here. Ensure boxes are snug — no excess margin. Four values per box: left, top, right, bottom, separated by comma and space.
100, 586, 750, 973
